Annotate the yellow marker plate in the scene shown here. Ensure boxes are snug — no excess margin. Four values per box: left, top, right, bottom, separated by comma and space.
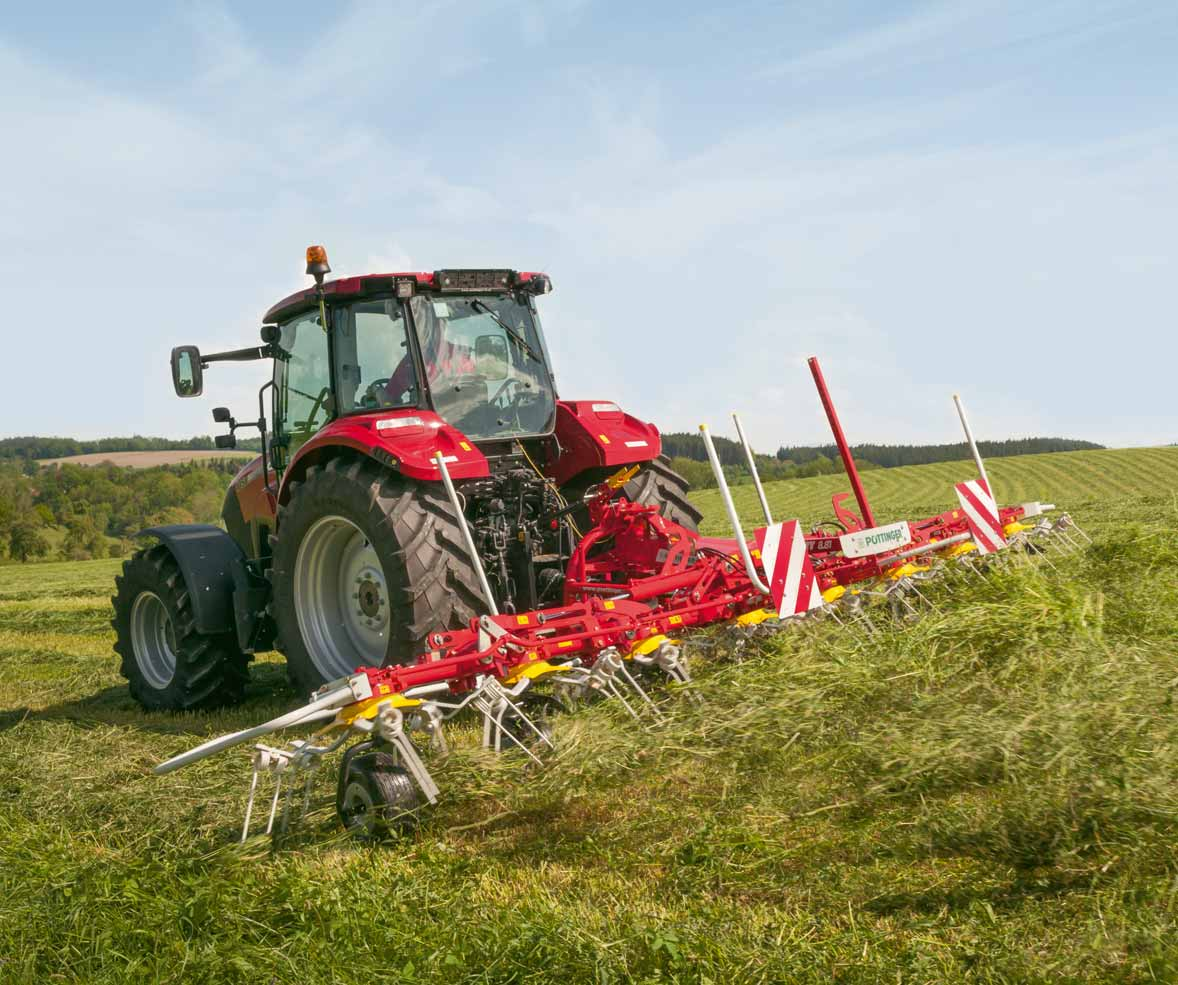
630, 634, 668, 657
504, 660, 562, 685
337, 693, 420, 725
735, 608, 776, 626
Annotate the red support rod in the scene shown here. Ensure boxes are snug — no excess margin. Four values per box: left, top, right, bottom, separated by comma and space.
807, 356, 876, 528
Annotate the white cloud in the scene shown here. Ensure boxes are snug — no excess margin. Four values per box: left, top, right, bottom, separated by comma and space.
0, 2, 1174, 454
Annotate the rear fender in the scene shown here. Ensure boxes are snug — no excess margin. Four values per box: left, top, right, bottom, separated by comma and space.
550, 400, 661, 486
277, 410, 489, 505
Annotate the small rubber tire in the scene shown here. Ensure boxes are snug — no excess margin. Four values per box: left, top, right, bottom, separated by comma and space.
337, 751, 423, 838
111, 544, 250, 711
269, 455, 488, 697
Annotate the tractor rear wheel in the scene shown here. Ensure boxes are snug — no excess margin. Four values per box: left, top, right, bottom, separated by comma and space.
112, 545, 250, 710
621, 455, 703, 531
269, 456, 487, 697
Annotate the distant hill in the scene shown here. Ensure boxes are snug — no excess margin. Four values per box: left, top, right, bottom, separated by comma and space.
38, 450, 254, 469
0, 435, 262, 461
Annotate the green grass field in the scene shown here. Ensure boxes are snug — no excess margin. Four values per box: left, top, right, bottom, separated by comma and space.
1, 447, 1176, 983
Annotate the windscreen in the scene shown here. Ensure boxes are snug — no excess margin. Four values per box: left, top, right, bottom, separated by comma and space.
409, 294, 556, 440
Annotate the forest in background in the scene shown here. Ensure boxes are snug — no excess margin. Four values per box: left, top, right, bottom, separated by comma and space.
0, 460, 239, 563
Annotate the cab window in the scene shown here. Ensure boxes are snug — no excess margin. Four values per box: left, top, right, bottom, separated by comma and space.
333, 300, 419, 413
273, 310, 332, 465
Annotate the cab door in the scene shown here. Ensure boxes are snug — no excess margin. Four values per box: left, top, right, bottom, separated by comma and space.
271, 309, 334, 471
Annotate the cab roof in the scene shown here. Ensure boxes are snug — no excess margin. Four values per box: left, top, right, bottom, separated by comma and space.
263, 269, 550, 324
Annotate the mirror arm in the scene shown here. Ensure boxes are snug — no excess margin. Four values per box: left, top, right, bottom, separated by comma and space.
201, 344, 274, 367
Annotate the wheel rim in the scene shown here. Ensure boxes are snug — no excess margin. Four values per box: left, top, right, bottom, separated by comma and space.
294, 515, 391, 681
341, 779, 375, 836
129, 591, 178, 690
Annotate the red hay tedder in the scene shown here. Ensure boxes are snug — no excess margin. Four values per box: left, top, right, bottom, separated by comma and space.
120, 246, 1087, 840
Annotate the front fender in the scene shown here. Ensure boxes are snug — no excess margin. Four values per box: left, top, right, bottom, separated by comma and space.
278, 410, 489, 504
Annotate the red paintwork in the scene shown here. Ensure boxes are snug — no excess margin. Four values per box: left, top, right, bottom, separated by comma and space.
229, 454, 277, 523
277, 409, 490, 504
808, 356, 876, 528
263, 270, 550, 323
344, 494, 1031, 703
549, 401, 662, 486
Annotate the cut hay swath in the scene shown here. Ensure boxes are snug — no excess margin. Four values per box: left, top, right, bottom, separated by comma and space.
153, 360, 1088, 843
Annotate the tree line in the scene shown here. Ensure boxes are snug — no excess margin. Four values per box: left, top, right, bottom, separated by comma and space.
660, 432, 1103, 490
0, 460, 241, 563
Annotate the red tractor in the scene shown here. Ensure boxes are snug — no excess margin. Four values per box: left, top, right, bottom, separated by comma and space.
112, 248, 700, 710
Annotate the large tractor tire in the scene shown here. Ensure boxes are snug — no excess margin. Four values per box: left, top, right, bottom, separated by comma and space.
620, 455, 702, 532
269, 456, 487, 697
112, 545, 250, 710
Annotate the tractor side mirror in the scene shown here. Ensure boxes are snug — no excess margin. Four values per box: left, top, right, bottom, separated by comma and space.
212, 407, 232, 424
215, 433, 237, 449
171, 346, 203, 398
474, 335, 509, 381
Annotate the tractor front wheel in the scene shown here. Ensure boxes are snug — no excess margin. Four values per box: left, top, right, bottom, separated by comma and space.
112, 545, 250, 710
269, 456, 487, 697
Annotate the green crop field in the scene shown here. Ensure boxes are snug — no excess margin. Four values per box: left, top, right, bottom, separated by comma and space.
1, 447, 1176, 983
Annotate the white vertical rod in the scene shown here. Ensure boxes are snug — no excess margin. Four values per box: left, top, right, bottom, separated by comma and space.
698, 425, 771, 595
732, 413, 773, 526
953, 394, 993, 499
434, 452, 499, 615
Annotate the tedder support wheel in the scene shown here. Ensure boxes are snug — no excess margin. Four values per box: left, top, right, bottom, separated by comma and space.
336, 747, 424, 838
269, 455, 487, 697
112, 545, 250, 711
621, 455, 702, 532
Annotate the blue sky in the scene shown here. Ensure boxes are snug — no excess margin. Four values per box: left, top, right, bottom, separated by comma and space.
1, 1, 1175, 450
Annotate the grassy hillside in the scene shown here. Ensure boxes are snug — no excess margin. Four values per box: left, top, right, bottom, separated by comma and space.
693, 445, 1178, 535
0, 448, 1176, 982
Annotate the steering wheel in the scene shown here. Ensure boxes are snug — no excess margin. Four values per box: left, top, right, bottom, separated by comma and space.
491, 377, 523, 405
361, 378, 390, 407
300, 386, 331, 430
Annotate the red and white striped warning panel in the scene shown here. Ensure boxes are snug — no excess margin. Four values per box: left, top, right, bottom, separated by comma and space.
754, 520, 824, 617
954, 478, 1006, 555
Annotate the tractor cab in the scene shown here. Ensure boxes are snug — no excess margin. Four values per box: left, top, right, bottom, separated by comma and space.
171, 252, 559, 475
